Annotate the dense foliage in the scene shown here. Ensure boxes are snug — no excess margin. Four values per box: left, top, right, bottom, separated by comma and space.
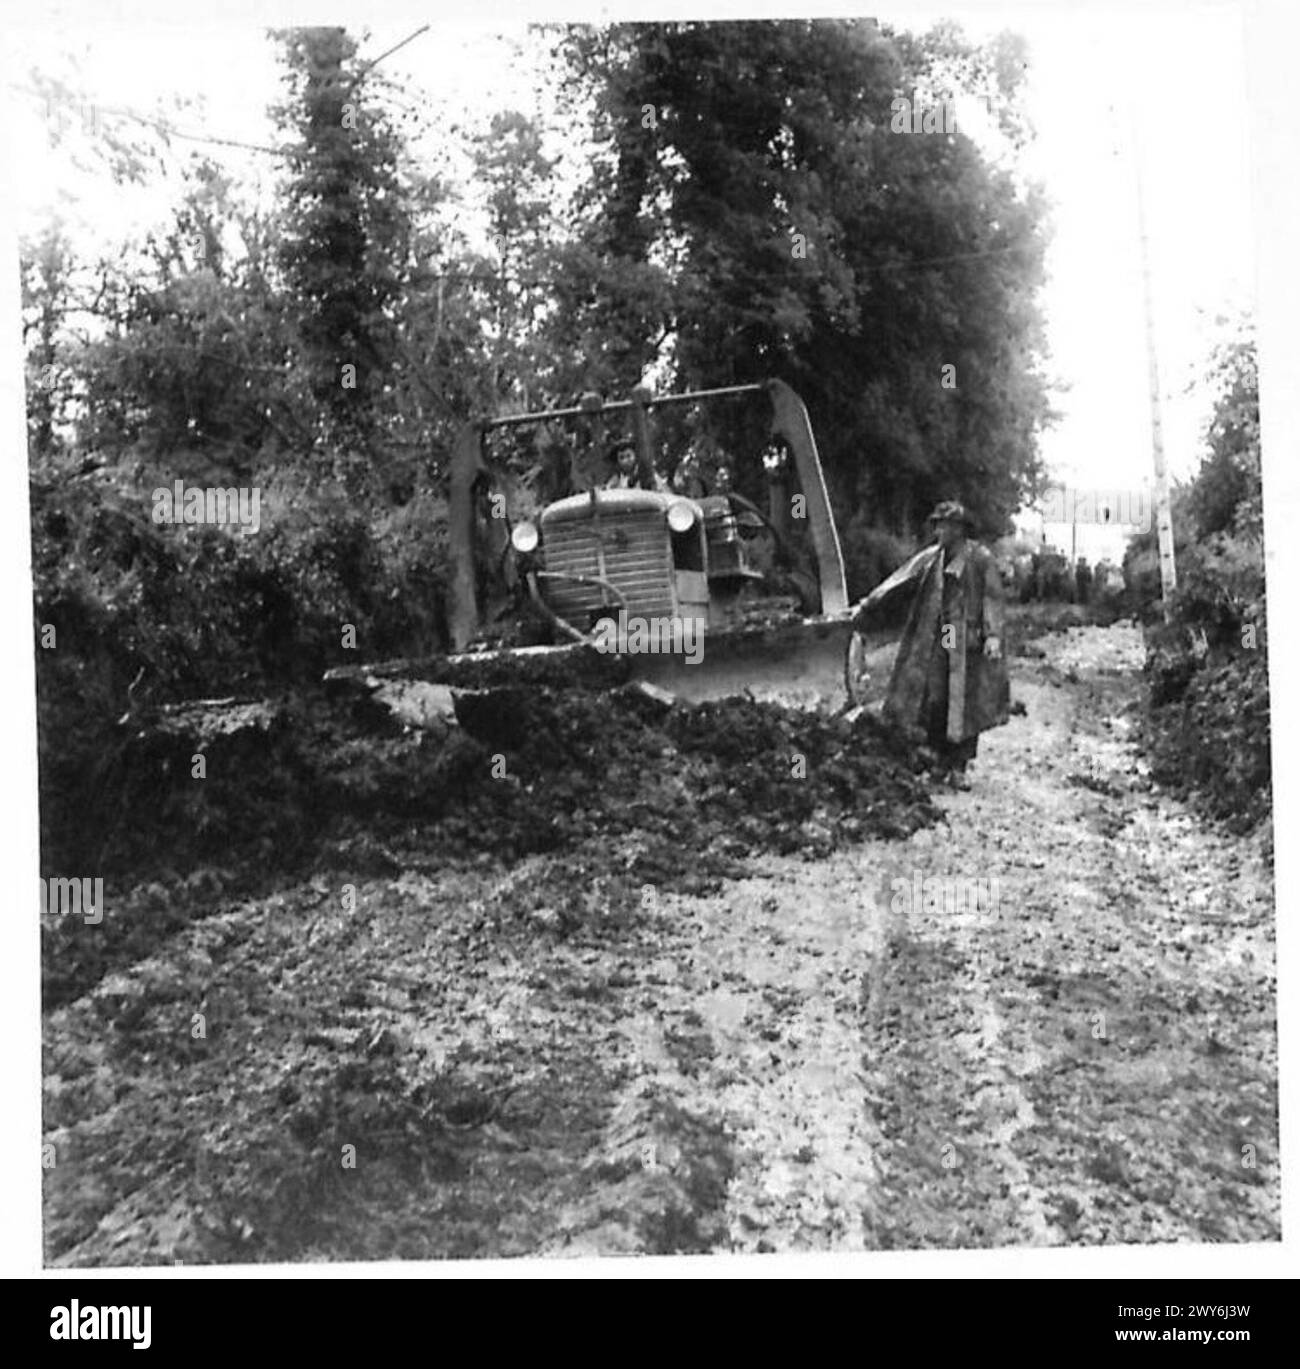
1125, 322, 1270, 831
27, 21, 1054, 878
551, 20, 1051, 530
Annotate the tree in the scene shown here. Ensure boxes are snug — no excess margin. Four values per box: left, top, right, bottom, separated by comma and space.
1124, 318, 1263, 633
273, 27, 413, 455
468, 111, 559, 408
1188, 317, 1260, 539
68, 160, 302, 471
21, 221, 76, 462
551, 18, 1053, 536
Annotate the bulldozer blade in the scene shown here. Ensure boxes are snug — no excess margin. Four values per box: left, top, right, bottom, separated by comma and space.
324, 641, 632, 694
323, 619, 896, 723
625, 614, 869, 708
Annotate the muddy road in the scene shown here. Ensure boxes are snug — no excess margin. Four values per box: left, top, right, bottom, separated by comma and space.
43, 618, 1279, 1264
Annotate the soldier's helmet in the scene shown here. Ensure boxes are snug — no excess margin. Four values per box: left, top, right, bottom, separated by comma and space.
926, 499, 973, 527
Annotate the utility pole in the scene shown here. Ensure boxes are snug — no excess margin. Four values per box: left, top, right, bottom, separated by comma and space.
1131, 104, 1178, 614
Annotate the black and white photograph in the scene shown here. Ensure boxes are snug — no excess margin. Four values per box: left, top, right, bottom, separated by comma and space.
6, 0, 1295, 1280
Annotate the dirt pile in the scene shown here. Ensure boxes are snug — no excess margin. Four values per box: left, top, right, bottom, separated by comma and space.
447, 686, 935, 863
44, 685, 938, 1008
439, 686, 938, 930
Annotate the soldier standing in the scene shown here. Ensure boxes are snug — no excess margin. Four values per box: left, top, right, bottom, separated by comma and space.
853, 501, 1011, 788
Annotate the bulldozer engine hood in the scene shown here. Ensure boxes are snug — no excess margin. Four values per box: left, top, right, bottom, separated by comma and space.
540, 488, 701, 526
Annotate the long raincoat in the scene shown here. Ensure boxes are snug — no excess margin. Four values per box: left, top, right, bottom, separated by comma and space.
858, 539, 1011, 744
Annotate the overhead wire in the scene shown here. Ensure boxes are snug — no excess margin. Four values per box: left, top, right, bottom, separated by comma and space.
10, 23, 433, 161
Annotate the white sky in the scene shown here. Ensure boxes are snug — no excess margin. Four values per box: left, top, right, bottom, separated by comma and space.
2, 2, 1259, 560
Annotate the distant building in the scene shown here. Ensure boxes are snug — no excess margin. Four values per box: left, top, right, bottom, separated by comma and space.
1014, 500, 1136, 566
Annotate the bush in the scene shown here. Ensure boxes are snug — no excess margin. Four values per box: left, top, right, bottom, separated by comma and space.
1128, 325, 1269, 830
32, 462, 452, 884
1143, 649, 1271, 832
839, 517, 916, 602
1167, 532, 1266, 656
1137, 531, 1269, 830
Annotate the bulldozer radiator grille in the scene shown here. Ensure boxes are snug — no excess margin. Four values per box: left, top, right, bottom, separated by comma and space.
541, 511, 674, 623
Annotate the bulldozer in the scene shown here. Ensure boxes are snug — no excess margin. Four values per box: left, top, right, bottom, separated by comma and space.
327, 379, 876, 720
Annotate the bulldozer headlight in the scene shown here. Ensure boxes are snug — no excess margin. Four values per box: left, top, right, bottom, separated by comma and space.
511, 521, 539, 554
667, 501, 696, 534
